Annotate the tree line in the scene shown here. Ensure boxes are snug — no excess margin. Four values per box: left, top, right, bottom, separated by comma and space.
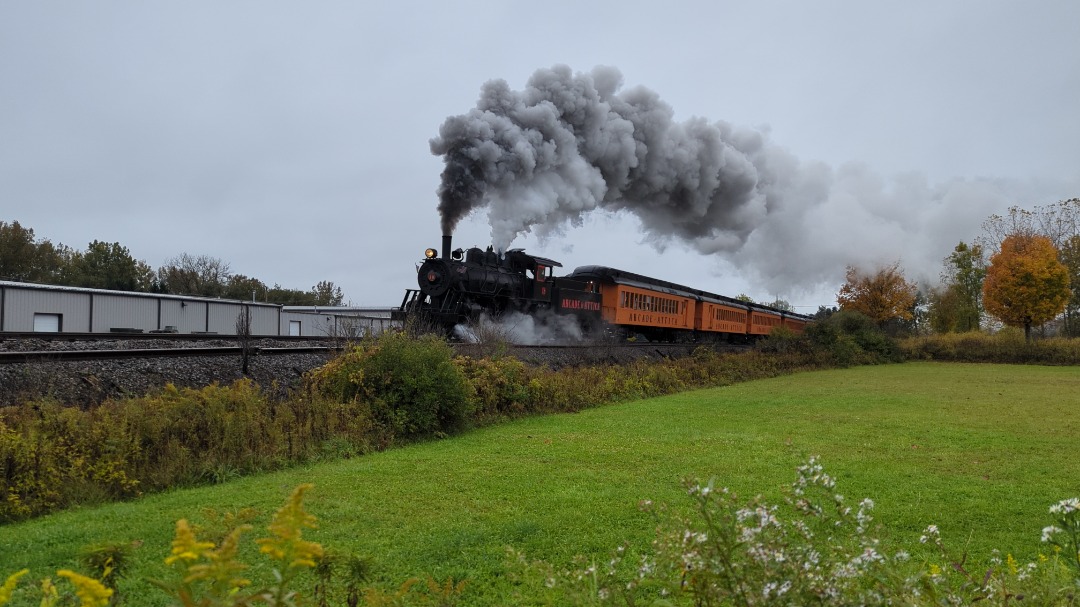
834, 197, 1079, 340
0, 220, 345, 306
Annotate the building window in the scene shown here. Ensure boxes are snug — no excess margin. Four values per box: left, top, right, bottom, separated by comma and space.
33, 313, 62, 332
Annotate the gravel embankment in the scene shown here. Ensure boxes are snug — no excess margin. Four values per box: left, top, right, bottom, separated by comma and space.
0, 337, 702, 407
0, 338, 336, 407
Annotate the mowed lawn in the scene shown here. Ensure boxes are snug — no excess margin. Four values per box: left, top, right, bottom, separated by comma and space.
1, 361, 1078, 604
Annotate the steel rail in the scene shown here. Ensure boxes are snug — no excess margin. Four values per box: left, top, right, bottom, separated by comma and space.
0, 346, 335, 364
0, 331, 329, 341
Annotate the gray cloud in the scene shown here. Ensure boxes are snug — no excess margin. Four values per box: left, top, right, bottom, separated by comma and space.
2, 1, 1078, 308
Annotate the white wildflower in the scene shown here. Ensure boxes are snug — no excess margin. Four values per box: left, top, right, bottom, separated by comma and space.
763, 581, 778, 598
638, 556, 654, 578
1049, 498, 1080, 515
778, 580, 791, 596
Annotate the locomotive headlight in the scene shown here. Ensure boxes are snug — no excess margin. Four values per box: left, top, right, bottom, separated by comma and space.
424, 248, 438, 259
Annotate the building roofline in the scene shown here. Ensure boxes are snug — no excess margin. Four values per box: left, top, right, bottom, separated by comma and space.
0, 280, 283, 308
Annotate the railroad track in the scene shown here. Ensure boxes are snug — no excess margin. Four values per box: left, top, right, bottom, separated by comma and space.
0, 345, 336, 364
0, 331, 329, 342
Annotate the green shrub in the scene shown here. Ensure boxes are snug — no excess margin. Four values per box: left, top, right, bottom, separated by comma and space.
757, 325, 806, 355
455, 355, 531, 418
309, 332, 472, 438
803, 310, 902, 365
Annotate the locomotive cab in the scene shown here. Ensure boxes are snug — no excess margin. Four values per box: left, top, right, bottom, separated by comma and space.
504, 249, 560, 304
530, 263, 552, 302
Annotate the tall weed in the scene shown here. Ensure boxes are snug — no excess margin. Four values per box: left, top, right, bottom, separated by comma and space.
900, 330, 1080, 364
0, 382, 373, 522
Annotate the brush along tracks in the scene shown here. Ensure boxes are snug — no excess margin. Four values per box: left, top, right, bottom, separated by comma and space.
453, 341, 751, 368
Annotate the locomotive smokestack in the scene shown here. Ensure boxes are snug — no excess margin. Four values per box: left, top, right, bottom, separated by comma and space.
442, 234, 452, 260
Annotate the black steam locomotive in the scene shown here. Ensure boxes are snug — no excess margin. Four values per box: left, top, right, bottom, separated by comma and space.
395, 235, 602, 331
396, 235, 813, 340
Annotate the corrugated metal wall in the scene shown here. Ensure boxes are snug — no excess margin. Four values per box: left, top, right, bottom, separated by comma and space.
0, 281, 398, 336
92, 293, 158, 332
0, 282, 283, 335
1, 287, 93, 332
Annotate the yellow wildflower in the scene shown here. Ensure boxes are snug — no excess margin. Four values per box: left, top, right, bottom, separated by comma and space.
183, 524, 252, 591
0, 570, 29, 606
256, 484, 324, 570
56, 570, 113, 607
1006, 553, 1019, 575
40, 577, 59, 607
928, 563, 942, 576
165, 519, 216, 566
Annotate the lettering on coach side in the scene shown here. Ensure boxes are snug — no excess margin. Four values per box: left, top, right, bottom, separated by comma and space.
561, 298, 601, 311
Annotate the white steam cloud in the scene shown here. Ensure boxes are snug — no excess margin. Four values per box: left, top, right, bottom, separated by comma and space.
431, 65, 1074, 298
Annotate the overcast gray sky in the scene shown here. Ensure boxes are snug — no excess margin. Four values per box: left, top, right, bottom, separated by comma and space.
2, 1, 1078, 310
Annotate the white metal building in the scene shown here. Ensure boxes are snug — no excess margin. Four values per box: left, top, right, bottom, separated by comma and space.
280, 306, 396, 337
0, 281, 398, 337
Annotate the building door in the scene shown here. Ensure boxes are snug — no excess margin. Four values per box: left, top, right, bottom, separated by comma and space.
33, 313, 61, 332
289, 320, 301, 336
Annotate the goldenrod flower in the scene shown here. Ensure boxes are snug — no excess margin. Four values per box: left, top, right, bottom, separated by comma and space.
40, 577, 59, 607
183, 525, 252, 591
0, 569, 29, 606
256, 484, 324, 570
56, 570, 113, 607
165, 519, 216, 566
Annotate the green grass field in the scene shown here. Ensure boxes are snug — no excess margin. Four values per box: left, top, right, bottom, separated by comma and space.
2, 361, 1078, 604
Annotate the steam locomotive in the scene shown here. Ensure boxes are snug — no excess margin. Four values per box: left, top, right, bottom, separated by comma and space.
395, 235, 812, 341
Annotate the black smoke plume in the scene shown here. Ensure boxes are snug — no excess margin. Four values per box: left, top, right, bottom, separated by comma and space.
430, 64, 793, 253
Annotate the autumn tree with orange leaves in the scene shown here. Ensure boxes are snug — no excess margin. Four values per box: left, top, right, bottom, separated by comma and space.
982, 234, 1071, 341
836, 262, 918, 329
